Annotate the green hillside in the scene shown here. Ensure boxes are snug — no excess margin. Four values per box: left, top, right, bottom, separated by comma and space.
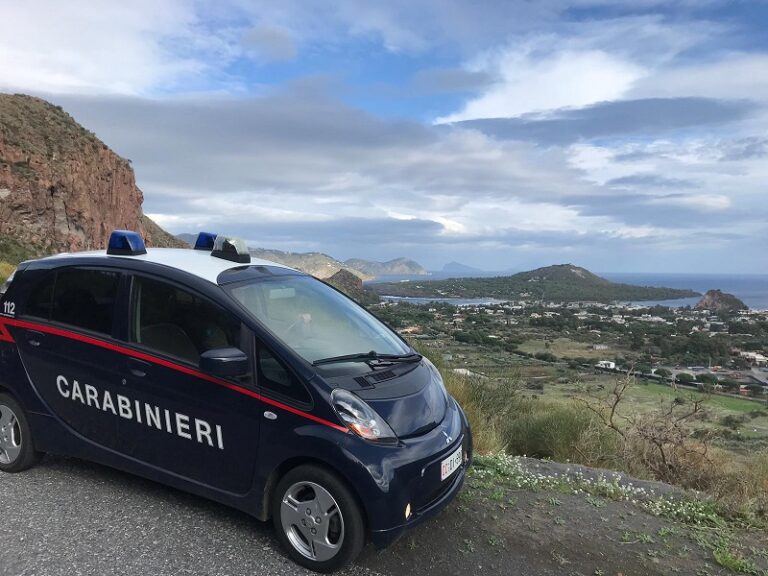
370, 264, 699, 303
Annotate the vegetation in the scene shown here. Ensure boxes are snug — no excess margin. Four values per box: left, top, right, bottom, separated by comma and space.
422, 346, 768, 527
0, 233, 37, 265
371, 264, 699, 303
0, 261, 15, 284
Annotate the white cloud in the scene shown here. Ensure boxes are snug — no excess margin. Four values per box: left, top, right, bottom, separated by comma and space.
436, 44, 644, 122
0, 0, 215, 95
629, 53, 768, 103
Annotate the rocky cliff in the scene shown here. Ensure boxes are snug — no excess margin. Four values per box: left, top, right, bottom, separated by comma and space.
694, 289, 748, 312
0, 93, 184, 258
325, 268, 380, 305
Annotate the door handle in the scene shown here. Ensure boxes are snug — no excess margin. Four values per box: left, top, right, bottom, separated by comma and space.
25, 330, 45, 347
127, 358, 151, 378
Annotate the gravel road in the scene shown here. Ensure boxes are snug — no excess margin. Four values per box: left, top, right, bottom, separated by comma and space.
0, 456, 383, 576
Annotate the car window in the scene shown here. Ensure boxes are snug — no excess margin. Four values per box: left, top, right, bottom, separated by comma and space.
257, 345, 311, 404
26, 268, 119, 336
131, 276, 241, 366
25, 272, 56, 319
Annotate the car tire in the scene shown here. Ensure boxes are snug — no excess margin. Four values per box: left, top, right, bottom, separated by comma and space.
272, 464, 365, 573
0, 393, 41, 473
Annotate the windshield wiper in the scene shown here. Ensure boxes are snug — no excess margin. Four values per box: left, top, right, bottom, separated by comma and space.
312, 351, 422, 366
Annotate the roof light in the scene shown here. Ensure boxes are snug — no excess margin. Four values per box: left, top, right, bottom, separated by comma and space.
107, 230, 147, 256
194, 232, 218, 251
211, 235, 251, 263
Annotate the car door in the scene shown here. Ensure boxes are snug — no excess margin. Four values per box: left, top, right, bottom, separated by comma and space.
15, 266, 126, 452
117, 273, 261, 494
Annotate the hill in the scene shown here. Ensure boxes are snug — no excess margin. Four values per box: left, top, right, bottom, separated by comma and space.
0, 93, 184, 262
325, 268, 380, 305
442, 261, 483, 274
371, 263, 699, 303
344, 257, 427, 277
695, 289, 748, 312
176, 234, 374, 280
248, 247, 371, 280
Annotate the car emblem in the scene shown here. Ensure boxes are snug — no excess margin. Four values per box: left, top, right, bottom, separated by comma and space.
442, 430, 452, 444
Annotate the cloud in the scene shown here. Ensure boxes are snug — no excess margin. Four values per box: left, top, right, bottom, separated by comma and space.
606, 174, 696, 189
37, 85, 766, 271
0, 0, 215, 95
436, 47, 644, 122
443, 98, 756, 145
242, 25, 297, 63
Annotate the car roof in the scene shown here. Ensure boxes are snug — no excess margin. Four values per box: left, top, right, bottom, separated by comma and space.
37, 248, 296, 285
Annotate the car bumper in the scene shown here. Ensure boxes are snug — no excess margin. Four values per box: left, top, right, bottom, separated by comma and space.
362, 400, 473, 548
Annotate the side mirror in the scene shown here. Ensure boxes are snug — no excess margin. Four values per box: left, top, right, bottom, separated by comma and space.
200, 347, 249, 378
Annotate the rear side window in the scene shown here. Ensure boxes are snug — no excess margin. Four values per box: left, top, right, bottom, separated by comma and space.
131, 276, 241, 366
25, 268, 120, 336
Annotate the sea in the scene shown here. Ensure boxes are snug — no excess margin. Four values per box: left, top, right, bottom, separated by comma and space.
370, 272, 768, 310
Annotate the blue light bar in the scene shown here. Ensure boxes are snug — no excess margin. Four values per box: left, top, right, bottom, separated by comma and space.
107, 230, 147, 256
194, 231, 218, 251
211, 235, 251, 264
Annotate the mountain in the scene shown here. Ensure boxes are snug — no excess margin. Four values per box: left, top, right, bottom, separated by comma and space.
0, 94, 184, 263
249, 247, 371, 280
442, 261, 483, 274
370, 263, 700, 303
344, 257, 427, 277
694, 289, 748, 312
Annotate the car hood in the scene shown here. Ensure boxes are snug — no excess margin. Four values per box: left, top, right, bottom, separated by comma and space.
346, 361, 448, 438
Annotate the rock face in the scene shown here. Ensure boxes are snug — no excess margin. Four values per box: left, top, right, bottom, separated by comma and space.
694, 289, 748, 312
326, 268, 380, 305
0, 94, 184, 255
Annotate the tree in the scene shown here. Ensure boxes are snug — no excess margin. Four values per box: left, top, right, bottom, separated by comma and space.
676, 372, 695, 384
655, 368, 672, 379
696, 373, 718, 385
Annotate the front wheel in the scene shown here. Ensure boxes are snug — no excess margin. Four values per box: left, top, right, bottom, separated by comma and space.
0, 393, 41, 473
272, 464, 365, 573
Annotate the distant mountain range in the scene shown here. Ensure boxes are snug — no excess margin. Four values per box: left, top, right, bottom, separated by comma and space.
176, 234, 426, 280
370, 264, 700, 303
345, 257, 427, 277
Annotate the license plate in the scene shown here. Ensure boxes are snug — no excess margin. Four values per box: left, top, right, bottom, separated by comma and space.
440, 446, 463, 481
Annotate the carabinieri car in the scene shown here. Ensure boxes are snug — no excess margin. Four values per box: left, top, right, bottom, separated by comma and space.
0, 231, 472, 572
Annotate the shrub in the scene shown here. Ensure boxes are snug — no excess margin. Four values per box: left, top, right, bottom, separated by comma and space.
0, 261, 14, 284
676, 372, 695, 383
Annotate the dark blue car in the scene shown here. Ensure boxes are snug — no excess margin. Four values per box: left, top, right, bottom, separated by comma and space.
0, 231, 472, 572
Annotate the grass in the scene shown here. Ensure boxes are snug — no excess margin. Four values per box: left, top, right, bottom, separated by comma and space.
518, 337, 619, 360
0, 233, 37, 265
424, 345, 768, 528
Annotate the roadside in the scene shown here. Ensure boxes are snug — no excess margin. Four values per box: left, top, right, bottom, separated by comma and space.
2, 454, 765, 576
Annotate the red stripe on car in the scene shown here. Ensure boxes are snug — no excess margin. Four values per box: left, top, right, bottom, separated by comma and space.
0, 317, 348, 433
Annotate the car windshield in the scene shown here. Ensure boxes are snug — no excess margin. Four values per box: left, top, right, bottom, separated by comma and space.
227, 275, 410, 364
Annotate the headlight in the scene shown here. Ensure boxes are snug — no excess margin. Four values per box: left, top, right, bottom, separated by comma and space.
331, 388, 397, 443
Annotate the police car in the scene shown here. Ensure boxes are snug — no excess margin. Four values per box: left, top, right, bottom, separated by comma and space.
0, 231, 472, 572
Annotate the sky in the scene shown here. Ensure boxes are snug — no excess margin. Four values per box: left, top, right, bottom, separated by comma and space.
1, 0, 767, 273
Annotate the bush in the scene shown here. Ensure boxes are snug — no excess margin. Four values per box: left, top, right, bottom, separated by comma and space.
0, 261, 14, 284
534, 351, 557, 362
676, 372, 695, 383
